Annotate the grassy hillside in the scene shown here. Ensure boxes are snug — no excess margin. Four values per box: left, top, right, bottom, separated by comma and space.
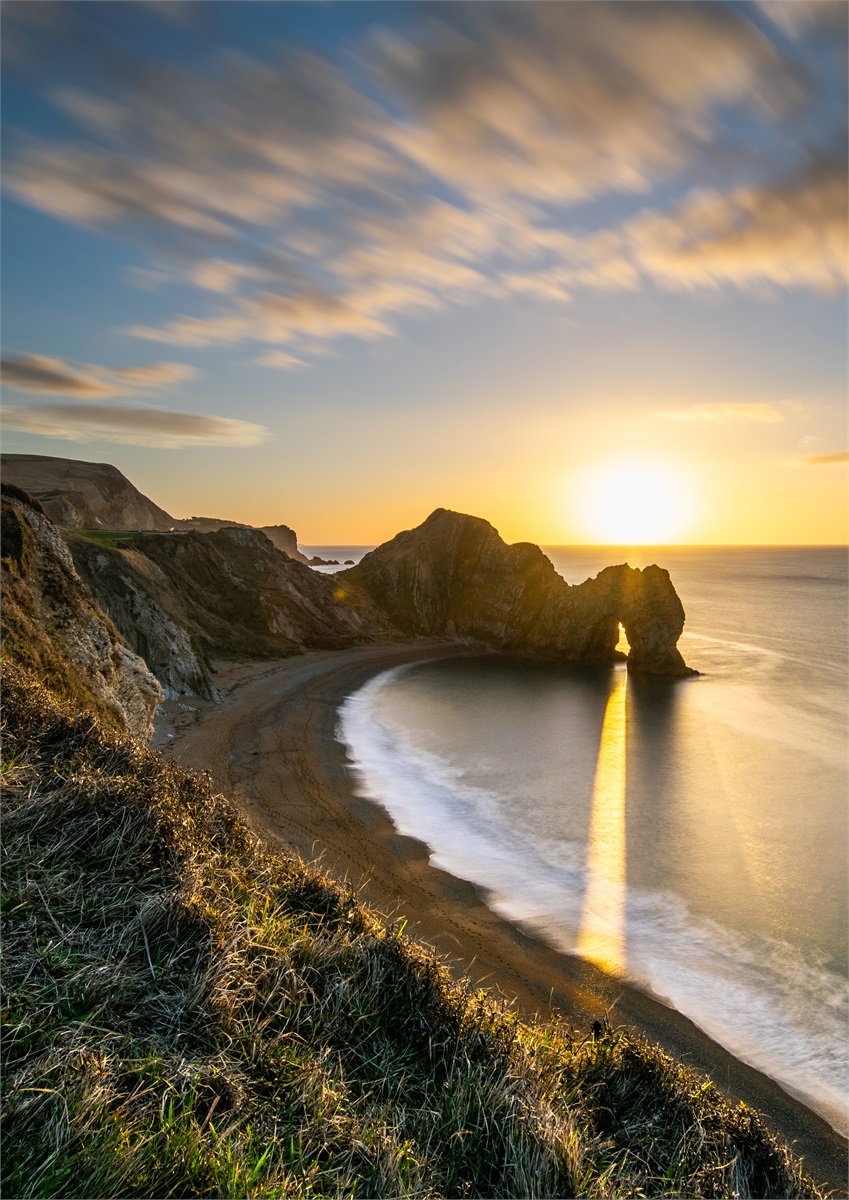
0, 661, 825, 1199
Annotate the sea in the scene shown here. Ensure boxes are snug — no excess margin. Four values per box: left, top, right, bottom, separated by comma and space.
304, 545, 849, 1133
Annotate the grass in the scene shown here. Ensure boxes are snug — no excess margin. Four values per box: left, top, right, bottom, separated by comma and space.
72, 529, 149, 548
0, 661, 830, 1199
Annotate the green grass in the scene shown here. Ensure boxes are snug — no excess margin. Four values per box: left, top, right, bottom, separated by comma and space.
0, 662, 829, 1198
72, 529, 146, 548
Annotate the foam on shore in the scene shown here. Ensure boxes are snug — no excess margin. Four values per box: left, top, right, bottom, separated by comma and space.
338, 664, 849, 1136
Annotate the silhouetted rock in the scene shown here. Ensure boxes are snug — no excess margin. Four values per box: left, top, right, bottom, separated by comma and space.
259, 524, 311, 564
339, 508, 694, 675
345, 559, 355, 565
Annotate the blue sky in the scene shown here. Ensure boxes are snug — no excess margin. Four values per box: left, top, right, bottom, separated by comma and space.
1, 1, 846, 542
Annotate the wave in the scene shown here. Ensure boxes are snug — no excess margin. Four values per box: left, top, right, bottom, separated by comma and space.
337, 666, 849, 1135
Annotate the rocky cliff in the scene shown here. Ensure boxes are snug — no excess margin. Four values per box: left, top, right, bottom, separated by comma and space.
67, 525, 396, 699
257, 524, 311, 564
1, 454, 174, 531
1, 455, 314, 562
0, 485, 163, 735
339, 508, 693, 675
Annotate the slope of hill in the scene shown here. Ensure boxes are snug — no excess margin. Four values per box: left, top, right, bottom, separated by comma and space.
1, 454, 174, 531
1, 660, 825, 1200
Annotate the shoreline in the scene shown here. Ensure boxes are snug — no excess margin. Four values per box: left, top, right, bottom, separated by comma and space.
155, 642, 848, 1194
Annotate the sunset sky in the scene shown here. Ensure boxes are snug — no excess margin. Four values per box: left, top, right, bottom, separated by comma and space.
2, 1, 846, 544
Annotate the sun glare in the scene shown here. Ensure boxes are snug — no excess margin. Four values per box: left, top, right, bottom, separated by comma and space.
574, 462, 696, 544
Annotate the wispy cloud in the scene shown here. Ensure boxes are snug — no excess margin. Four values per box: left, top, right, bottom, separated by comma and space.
255, 350, 307, 370
1, 353, 198, 397
800, 450, 849, 466
0, 403, 269, 448
655, 403, 785, 424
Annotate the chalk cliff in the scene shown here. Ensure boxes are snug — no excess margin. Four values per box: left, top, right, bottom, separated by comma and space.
339, 508, 693, 675
0, 485, 163, 735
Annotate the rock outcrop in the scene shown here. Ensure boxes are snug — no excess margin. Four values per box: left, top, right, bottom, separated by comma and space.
1, 454, 174, 531
0, 485, 163, 735
258, 524, 311, 564
66, 525, 396, 699
68, 535, 220, 701
339, 509, 694, 675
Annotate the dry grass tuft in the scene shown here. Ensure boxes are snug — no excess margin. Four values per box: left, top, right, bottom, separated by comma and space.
1, 661, 827, 1198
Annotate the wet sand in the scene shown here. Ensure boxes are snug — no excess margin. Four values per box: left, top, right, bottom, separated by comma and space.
155, 643, 848, 1194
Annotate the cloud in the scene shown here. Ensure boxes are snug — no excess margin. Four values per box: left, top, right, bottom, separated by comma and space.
1, 353, 198, 397
656, 403, 785, 423
255, 350, 307, 369
124, 314, 251, 347
0, 403, 269, 448
1, 355, 119, 398
629, 159, 848, 293
800, 450, 849, 465
3, 0, 845, 360
376, 4, 792, 204
189, 258, 265, 293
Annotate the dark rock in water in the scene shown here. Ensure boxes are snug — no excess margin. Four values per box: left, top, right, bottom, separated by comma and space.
345, 559, 355, 565
1, 454, 174, 531
339, 508, 694, 676
309, 555, 339, 566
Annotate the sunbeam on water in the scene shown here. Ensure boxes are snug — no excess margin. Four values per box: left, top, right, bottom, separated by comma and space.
575, 671, 628, 973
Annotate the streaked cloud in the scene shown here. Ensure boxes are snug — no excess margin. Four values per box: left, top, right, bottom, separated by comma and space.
375, 3, 789, 204
800, 450, 849, 466
656, 403, 785, 424
189, 258, 266, 293
255, 350, 307, 370
0, 403, 269, 448
125, 314, 251, 347
1, 353, 198, 397
630, 160, 848, 293
3, 1, 845, 359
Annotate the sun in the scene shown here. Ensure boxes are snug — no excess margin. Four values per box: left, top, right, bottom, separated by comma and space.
573, 461, 696, 544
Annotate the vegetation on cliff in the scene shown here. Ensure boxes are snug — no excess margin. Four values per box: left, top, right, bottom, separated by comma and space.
1, 661, 824, 1199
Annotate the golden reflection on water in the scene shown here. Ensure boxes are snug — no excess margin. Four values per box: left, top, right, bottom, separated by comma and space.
575, 671, 628, 973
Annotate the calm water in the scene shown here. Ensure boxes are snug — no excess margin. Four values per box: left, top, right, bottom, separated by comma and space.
330, 546, 848, 1132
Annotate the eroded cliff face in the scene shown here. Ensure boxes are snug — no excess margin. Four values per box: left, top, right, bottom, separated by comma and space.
66, 525, 397, 700
339, 508, 694, 675
68, 537, 220, 701
0, 487, 163, 736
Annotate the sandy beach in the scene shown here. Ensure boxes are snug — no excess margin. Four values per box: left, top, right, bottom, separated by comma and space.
155, 643, 848, 1194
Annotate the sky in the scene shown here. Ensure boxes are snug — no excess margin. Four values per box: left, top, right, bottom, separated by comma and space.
1, 0, 847, 545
